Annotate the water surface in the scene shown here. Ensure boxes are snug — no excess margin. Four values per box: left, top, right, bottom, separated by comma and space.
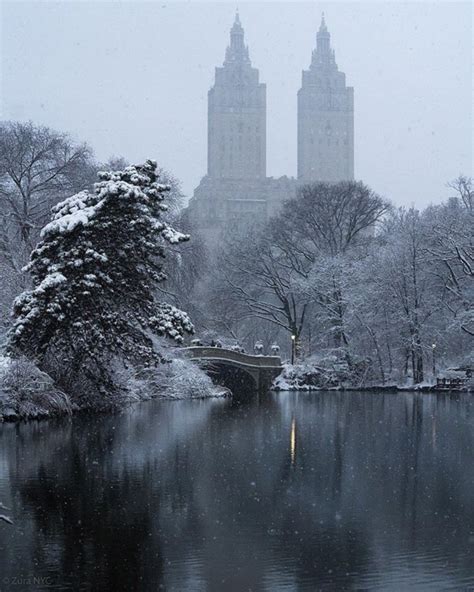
0, 391, 473, 591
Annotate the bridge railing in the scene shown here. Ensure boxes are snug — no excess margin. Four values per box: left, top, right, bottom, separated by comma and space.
181, 346, 282, 369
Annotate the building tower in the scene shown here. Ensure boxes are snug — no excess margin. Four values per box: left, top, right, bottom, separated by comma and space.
208, 11, 266, 179
297, 14, 354, 182
189, 11, 296, 247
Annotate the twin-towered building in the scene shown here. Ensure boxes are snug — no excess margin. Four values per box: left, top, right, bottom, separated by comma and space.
188, 12, 354, 240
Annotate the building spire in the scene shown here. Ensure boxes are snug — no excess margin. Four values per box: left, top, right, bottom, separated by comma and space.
320, 12, 327, 32
314, 11, 333, 63
224, 10, 250, 65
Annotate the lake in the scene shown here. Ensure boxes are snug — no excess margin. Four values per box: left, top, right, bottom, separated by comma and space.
0, 391, 473, 591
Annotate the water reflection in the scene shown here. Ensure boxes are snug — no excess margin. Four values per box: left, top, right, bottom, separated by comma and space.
290, 415, 296, 467
0, 392, 473, 591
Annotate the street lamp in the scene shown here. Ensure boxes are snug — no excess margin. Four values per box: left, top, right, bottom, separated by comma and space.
432, 343, 437, 379
291, 334, 296, 365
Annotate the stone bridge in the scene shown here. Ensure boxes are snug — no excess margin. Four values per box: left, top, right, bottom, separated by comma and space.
182, 346, 283, 394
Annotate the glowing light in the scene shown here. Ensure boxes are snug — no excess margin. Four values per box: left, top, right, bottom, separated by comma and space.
290, 417, 296, 465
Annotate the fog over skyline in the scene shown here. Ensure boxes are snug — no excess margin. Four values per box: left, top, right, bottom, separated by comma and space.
1, 0, 472, 207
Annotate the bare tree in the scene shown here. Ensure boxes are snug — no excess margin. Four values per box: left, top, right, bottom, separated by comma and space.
279, 181, 390, 352
216, 224, 311, 344
0, 121, 95, 268
213, 182, 389, 353
449, 175, 474, 212
426, 176, 474, 336
280, 181, 391, 259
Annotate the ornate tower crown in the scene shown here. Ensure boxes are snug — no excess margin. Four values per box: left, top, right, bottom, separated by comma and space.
311, 13, 337, 70
298, 12, 354, 182
207, 11, 266, 179
224, 11, 251, 65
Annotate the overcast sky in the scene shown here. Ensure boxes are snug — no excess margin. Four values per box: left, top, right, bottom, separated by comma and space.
1, 1, 472, 207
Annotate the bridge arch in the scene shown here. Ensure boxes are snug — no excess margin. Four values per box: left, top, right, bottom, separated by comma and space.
181, 346, 282, 394
207, 361, 258, 395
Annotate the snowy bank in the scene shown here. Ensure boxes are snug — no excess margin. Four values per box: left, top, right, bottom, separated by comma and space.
272, 361, 472, 393
0, 354, 228, 422
0, 356, 75, 421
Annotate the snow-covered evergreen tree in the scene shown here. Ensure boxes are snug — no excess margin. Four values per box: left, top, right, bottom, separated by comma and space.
7, 160, 193, 398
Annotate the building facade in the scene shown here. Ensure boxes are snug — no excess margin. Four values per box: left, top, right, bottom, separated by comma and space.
188, 13, 354, 245
297, 15, 354, 182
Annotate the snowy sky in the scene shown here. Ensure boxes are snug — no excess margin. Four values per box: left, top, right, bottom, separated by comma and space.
1, 1, 472, 207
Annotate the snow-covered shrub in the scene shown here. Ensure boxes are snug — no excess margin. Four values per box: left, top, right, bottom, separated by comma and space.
273, 351, 374, 391
0, 356, 74, 420
131, 357, 228, 400
7, 160, 194, 402
273, 362, 333, 391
